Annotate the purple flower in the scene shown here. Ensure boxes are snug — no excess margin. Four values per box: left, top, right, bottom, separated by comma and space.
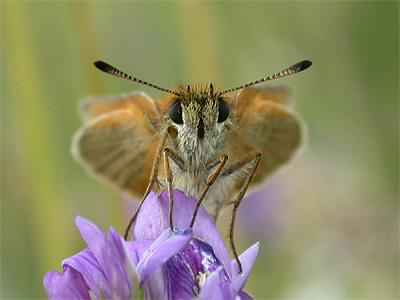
44, 190, 259, 299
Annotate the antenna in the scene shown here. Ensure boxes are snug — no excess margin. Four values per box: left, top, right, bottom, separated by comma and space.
93, 61, 178, 95
219, 60, 312, 95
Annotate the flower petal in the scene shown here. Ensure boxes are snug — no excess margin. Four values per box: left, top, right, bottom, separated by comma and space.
133, 191, 166, 241
137, 228, 192, 284
199, 266, 236, 300
108, 227, 140, 298
166, 257, 197, 300
237, 290, 255, 300
166, 238, 228, 300
231, 243, 260, 292
144, 268, 168, 300
134, 190, 232, 276
63, 248, 110, 299
76, 216, 131, 299
164, 190, 233, 276
127, 240, 154, 266
44, 265, 90, 299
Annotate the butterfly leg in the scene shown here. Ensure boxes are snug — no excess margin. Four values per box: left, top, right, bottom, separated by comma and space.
124, 130, 168, 240
163, 147, 185, 230
189, 154, 229, 228
222, 150, 262, 273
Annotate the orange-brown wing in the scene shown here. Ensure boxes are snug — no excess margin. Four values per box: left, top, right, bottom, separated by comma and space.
72, 92, 162, 197
79, 91, 160, 124
229, 86, 292, 121
227, 87, 306, 185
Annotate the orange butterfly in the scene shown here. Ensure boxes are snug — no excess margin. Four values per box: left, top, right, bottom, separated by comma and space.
72, 60, 312, 271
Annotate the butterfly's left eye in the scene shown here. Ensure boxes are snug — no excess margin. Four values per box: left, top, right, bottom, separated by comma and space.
169, 101, 183, 124
218, 100, 229, 123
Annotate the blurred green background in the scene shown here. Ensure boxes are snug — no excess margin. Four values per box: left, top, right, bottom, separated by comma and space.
2, 1, 398, 299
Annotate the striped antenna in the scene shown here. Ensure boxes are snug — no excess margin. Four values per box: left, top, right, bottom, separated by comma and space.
219, 60, 312, 95
93, 61, 178, 95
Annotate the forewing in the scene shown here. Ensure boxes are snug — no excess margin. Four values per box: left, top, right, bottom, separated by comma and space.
72, 92, 162, 197
228, 87, 306, 185
229, 86, 291, 122
79, 91, 160, 124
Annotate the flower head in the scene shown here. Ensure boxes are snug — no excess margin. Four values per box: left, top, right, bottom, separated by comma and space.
44, 190, 259, 299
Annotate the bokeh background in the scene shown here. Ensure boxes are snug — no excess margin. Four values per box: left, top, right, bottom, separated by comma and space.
2, 1, 398, 299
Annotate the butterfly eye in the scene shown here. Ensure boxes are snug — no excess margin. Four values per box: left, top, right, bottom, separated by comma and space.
218, 100, 229, 123
169, 101, 183, 124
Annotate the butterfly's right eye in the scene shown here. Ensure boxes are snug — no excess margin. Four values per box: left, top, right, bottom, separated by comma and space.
169, 101, 183, 124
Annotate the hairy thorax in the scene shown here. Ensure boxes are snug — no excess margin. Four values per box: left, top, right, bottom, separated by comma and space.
167, 129, 234, 219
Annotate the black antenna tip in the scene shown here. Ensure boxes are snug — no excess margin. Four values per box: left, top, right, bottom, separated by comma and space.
93, 60, 111, 73
300, 60, 313, 70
